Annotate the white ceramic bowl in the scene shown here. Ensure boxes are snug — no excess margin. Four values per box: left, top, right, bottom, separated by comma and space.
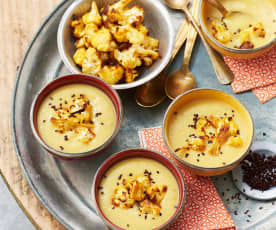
57, 0, 174, 90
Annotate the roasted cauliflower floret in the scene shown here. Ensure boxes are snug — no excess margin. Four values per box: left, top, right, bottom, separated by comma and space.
112, 186, 135, 209
189, 137, 206, 152
50, 94, 95, 143
76, 127, 95, 144
73, 48, 86, 66
88, 27, 113, 52
125, 69, 139, 83
139, 199, 161, 216
82, 1, 102, 25
111, 174, 167, 216
114, 45, 159, 69
98, 65, 124, 84
84, 23, 98, 37
177, 114, 243, 157
82, 47, 102, 74
252, 22, 266, 38
211, 22, 231, 43
71, 16, 85, 38
102, 0, 144, 26
227, 135, 243, 147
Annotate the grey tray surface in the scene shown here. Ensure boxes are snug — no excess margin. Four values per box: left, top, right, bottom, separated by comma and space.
12, 0, 276, 229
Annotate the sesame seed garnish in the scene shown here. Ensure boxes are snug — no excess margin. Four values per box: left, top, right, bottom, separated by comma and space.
129, 173, 133, 176
101, 122, 104, 125
59, 146, 64, 150
95, 112, 102, 117
64, 135, 68, 141
43, 120, 46, 123
185, 153, 189, 158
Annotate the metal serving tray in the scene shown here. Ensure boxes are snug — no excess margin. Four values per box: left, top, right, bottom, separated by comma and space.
12, 0, 276, 229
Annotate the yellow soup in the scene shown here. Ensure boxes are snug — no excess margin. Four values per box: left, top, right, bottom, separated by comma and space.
98, 158, 179, 230
37, 84, 116, 153
203, 0, 276, 49
166, 91, 253, 168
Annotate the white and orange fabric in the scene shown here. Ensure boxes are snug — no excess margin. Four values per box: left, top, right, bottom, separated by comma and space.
224, 45, 276, 103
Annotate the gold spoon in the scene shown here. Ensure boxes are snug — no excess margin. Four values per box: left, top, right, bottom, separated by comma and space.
207, 0, 240, 18
164, 0, 234, 85
165, 0, 200, 100
135, 19, 190, 107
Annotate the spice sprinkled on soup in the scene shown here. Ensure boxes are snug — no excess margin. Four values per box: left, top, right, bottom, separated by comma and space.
98, 158, 179, 230
37, 84, 116, 153
167, 97, 253, 168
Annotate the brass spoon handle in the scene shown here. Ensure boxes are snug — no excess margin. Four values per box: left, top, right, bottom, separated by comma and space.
182, 0, 200, 66
182, 5, 234, 84
206, 0, 228, 17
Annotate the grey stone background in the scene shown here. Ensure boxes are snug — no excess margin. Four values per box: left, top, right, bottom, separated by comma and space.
0, 176, 35, 230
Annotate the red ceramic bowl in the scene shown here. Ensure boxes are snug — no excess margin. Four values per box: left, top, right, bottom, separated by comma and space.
30, 74, 123, 160
92, 148, 186, 230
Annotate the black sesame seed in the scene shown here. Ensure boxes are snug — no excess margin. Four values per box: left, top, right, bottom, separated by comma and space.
234, 210, 238, 215
185, 153, 189, 158
156, 170, 160, 174
262, 132, 266, 136
129, 173, 133, 176
174, 111, 178, 115
59, 146, 64, 150
43, 120, 46, 123
101, 122, 104, 125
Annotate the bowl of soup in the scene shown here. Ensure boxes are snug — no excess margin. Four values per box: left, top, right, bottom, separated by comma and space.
92, 148, 186, 230
199, 0, 276, 58
163, 88, 254, 176
30, 74, 123, 160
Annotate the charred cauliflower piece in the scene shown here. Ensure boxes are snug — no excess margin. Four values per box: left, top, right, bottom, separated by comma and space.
111, 174, 167, 216
177, 114, 243, 157
211, 21, 231, 43
102, 0, 144, 26
50, 94, 95, 143
71, 16, 85, 38
88, 27, 113, 52
98, 65, 124, 84
125, 69, 139, 83
114, 45, 159, 69
82, 47, 102, 75
73, 48, 86, 66
82, 1, 102, 26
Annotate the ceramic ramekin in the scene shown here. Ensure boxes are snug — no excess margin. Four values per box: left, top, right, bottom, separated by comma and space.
199, 0, 276, 59
163, 88, 254, 176
30, 74, 123, 160
92, 148, 186, 230
57, 0, 174, 90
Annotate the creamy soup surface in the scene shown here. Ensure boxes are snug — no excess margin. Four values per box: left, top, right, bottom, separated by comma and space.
98, 158, 179, 230
37, 84, 116, 153
167, 98, 252, 168
203, 0, 276, 48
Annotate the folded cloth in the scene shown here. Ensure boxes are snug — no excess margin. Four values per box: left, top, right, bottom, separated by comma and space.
223, 45, 276, 103
139, 126, 235, 230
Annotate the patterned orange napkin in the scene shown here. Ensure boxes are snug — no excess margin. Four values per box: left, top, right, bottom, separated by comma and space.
138, 126, 235, 230
223, 45, 276, 103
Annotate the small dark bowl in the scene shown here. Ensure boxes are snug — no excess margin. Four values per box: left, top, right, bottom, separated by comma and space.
92, 148, 186, 230
30, 74, 123, 160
